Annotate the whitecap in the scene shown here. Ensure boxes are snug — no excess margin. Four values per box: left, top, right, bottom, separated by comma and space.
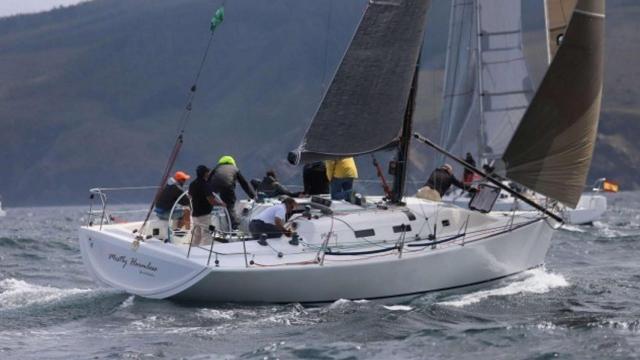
197, 308, 236, 320
383, 305, 413, 311
118, 295, 135, 309
328, 298, 352, 309
438, 268, 569, 308
0, 278, 91, 310
561, 224, 586, 233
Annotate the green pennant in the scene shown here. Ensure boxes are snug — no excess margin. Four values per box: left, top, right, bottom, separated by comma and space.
210, 6, 224, 32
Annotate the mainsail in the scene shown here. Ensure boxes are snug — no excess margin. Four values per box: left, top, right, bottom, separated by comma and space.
438, 0, 534, 163
291, 0, 431, 164
502, 0, 605, 207
544, 0, 579, 63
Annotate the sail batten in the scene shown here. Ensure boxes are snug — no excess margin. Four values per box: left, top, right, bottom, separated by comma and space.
292, 0, 431, 164
503, 0, 605, 208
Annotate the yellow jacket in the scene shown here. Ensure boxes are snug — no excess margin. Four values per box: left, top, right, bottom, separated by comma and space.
325, 157, 358, 181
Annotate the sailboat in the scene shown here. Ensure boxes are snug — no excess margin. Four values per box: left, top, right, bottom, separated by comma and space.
0, 196, 6, 217
440, 0, 608, 225
78, 0, 604, 303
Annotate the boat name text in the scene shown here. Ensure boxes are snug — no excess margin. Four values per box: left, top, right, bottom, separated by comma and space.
108, 254, 158, 272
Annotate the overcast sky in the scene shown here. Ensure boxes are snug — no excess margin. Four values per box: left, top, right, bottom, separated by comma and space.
0, 0, 88, 18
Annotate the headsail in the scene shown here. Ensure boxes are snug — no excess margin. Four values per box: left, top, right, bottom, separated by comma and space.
438, 0, 534, 163
291, 0, 431, 164
544, 0, 579, 63
437, 0, 479, 160
478, 0, 535, 161
502, 0, 605, 208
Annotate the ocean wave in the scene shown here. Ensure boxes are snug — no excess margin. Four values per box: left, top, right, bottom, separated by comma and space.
438, 268, 569, 308
561, 224, 586, 233
0, 278, 92, 310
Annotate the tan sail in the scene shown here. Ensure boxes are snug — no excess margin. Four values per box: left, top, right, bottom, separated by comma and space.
544, 0, 579, 63
502, 0, 605, 208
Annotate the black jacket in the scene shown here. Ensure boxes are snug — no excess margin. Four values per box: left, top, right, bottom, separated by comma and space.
155, 181, 189, 211
303, 162, 330, 195
425, 168, 467, 196
258, 175, 295, 197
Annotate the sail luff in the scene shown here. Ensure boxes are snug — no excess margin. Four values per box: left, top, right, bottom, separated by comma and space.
436, 0, 478, 159
503, 0, 605, 208
437, 0, 534, 164
291, 0, 431, 164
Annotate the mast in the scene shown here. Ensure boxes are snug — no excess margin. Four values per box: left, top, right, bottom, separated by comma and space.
475, 0, 487, 161
391, 53, 421, 203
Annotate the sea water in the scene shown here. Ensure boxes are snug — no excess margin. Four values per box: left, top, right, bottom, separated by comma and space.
1, 193, 639, 359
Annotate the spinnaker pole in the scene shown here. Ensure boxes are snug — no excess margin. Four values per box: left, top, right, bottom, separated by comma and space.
413, 132, 563, 223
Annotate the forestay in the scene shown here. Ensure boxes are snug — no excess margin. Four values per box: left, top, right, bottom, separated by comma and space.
503, 0, 605, 208
291, 0, 431, 164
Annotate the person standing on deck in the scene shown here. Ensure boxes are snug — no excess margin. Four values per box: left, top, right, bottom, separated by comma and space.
303, 161, 330, 195
189, 165, 224, 247
325, 157, 358, 200
463, 152, 477, 186
207, 155, 256, 229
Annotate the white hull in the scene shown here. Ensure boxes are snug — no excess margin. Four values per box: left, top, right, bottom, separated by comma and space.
561, 193, 607, 225
79, 198, 556, 303
0, 201, 5, 217
445, 189, 606, 225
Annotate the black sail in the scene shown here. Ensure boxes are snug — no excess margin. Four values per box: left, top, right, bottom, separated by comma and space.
502, 0, 605, 208
292, 0, 431, 164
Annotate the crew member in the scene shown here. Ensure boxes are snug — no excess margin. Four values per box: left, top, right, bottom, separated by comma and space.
154, 171, 191, 228
463, 152, 477, 185
424, 164, 473, 198
257, 170, 300, 198
208, 155, 256, 229
325, 157, 358, 200
249, 197, 297, 239
189, 165, 224, 246
303, 161, 330, 195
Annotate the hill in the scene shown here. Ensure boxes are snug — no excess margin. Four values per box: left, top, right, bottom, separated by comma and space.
0, 0, 638, 205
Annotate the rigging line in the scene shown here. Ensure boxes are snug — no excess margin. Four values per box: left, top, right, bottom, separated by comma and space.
137, 5, 226, 238
175, 30, 216, 134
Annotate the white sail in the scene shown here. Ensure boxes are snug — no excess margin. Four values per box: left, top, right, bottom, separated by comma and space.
438, 0, 534, 163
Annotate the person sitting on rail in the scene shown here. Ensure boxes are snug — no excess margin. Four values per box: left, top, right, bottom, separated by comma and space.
154, 171, 191, 228
249, 197, 297, 239
417, 164, 474, 201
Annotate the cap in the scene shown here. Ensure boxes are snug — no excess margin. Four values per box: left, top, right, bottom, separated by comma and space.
442, 164, 453, 174
196, 165, 210, 178
217, 155, 236, 166
174, 171, 191, 182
